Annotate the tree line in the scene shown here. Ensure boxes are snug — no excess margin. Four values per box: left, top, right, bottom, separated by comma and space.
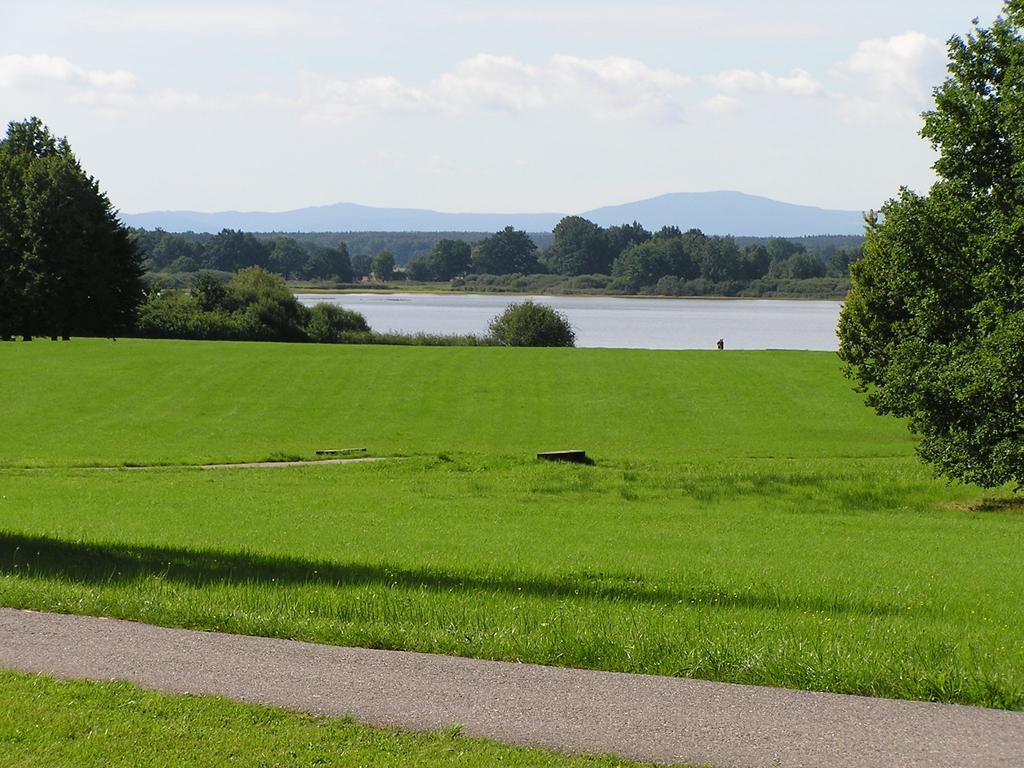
135, 228, 360, 281
138, 221, 860, 291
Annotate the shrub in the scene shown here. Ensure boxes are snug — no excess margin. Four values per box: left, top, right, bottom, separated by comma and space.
487, 300, 575, 347
306, 303, 370, 343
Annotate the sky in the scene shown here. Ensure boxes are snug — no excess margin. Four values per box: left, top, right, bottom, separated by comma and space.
1, 1, 1009, 215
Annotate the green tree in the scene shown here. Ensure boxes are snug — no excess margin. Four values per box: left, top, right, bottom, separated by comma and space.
268, 238, 309, 278
305, 243, 353, 281
768, 251, 826, 279
605, 221, 651, 263
405, 255, 435, 281
611, 234, 700, 290
544, 216, 609, 276
229, 267, 309, 342
137, 229, 204, 272
839, 2, 1024, 487
351, 253, 372, 279
488, 300, 575, 347
191, 272, 230, 312
428, 238, 472, 280
825, 246, 861, 277
699, 237, 742, 282
203, 229, 270, 272
765, 237, 805, 264
738, 244, 771, 280
471, 226, 540, 275
371, 250, 395, 281
0, 117, 144, 340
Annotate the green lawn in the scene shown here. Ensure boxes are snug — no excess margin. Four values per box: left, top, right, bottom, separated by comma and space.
1, 338, 1021, 710
0, 672, 680, 767
2, 338, 910, 467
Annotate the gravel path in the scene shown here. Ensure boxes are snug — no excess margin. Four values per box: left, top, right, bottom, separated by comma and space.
2, 608, 1023, 768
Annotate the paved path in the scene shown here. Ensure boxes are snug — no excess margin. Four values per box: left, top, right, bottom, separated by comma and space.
196, 456, 387, 470
59, 456, 389, 471
2, 609, 1023, 768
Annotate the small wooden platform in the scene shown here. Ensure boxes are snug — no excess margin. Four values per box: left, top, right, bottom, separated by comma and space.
537, 450, 590, 464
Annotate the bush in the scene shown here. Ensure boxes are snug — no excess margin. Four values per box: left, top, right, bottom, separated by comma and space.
306, 303, 370, 343
488, 300, 575, 347
134, 267, 311, 342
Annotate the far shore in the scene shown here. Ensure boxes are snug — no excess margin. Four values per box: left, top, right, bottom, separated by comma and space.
290, 284, 849, 302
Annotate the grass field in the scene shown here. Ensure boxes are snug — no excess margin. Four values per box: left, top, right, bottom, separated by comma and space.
1, 339, 910, 467
0, 671, 678, 767
1, 338, 1022, 711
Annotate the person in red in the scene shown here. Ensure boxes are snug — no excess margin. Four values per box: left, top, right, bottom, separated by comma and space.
716, 338, 724, 350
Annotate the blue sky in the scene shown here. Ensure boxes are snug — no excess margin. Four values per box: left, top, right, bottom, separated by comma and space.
1, 1, 1007, 215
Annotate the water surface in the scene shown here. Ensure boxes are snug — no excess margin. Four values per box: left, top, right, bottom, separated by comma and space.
297, 293, 842, 351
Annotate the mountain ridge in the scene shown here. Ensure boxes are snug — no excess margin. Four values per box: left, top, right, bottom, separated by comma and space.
120, 191, 866, 238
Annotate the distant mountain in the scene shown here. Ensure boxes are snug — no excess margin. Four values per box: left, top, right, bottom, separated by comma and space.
119, 202, 564, 234
580, 192, 864, 237
120, 191, 866, 237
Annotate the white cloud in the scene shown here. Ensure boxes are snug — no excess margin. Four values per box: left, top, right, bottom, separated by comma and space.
434, 55, 547, 114
0, 53, 224, 120
550, 55, 691, 121
837, 31, 945, 100
833, 32, 946, 122
0, 54, 138, 91
706, 68, 824, 97
298, 75, 433, 124
292, 53, 693, 125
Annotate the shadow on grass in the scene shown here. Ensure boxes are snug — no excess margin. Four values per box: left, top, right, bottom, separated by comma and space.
0, 531, 903, 618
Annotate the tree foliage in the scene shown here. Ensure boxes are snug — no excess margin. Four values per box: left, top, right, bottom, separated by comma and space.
138, 268, 329, 342
429, 238, 472, 280
371, 250, 395, 281
839, 2, 1024, 488
544, 216, 610, 276
0, 117, 144, 339
488, 300, 575, 347
306, 302, 369, 343
471, 226, 540, 275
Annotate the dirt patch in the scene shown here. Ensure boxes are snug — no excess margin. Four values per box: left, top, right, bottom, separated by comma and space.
945, 498, 1024, 514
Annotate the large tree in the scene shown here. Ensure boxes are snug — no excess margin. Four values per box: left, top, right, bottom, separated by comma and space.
428, 238, 471, 280
838, 2, 1024, 488
471, 226, 540, 275
371, 250, 395, 281
544, 216, 609, 276
0, 118, 144, 340
204, 229, 270, 273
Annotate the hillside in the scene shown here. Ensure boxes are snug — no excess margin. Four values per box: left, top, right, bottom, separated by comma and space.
121, 191, 865, 237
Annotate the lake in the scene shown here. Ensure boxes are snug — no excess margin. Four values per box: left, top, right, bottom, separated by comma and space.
296, 293, 843, 351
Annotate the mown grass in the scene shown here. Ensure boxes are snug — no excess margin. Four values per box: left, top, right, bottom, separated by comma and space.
1, 456, 1021, 708
1, 338, 909, 468
1, 338, 1021, 710
0, 671, 681, 767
